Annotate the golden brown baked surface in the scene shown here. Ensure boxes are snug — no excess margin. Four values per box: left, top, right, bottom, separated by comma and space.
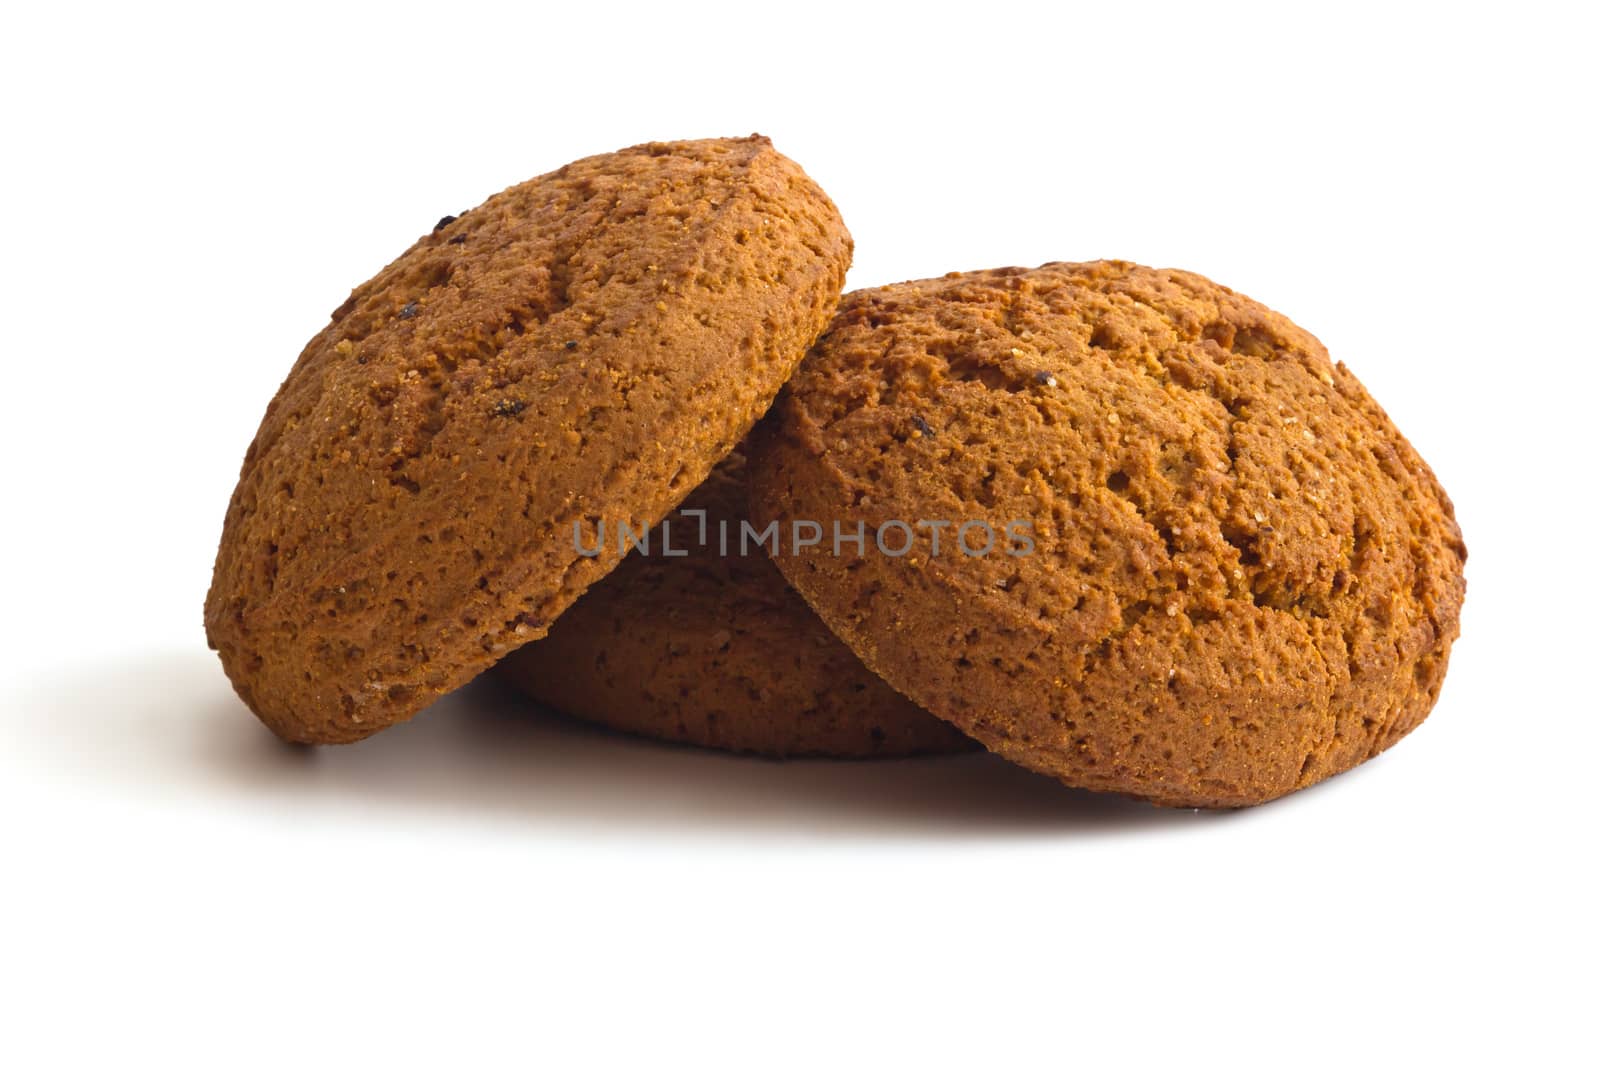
495, 452, 975, 758
206, 136, 851, 743
749, 261, 1465, 807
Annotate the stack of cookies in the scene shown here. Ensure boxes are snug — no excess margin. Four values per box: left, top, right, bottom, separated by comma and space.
205, 136, 1466, 807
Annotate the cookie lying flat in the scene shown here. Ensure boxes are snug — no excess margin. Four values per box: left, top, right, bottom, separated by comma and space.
495, 452, 974, 758
749, 261, 1466, 807
206, 135, 852, 743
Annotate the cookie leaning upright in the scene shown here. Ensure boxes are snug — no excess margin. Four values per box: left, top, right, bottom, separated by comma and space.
749, 262, 1466, 807
206, 136, 852, 743
494, 450, 975, 758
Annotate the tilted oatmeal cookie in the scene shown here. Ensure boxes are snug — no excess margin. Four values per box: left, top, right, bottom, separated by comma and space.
207, 136, 851, 743
749, 262, 1465, 807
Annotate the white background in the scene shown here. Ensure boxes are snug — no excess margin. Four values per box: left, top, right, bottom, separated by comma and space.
2, 2, 1594, 1063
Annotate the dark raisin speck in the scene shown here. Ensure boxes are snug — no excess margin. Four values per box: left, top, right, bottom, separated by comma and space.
448, 234, 467, 245
398, 301, 419, 320
910, 414, 935, 437
493, 398, 527, 418
564, 340, 579, 350
1034, 370, 1059, 387
433, 215, 457, 232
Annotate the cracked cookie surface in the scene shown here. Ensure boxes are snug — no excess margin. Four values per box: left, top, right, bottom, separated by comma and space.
495, 451, 975, 758
748, 261, 1465, 806
206, 135, 852, 743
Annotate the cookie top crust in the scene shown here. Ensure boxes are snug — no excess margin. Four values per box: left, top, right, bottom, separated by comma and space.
496, 452, 975, 758
749, 261, 1465, 806
206, 135, 852, 742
